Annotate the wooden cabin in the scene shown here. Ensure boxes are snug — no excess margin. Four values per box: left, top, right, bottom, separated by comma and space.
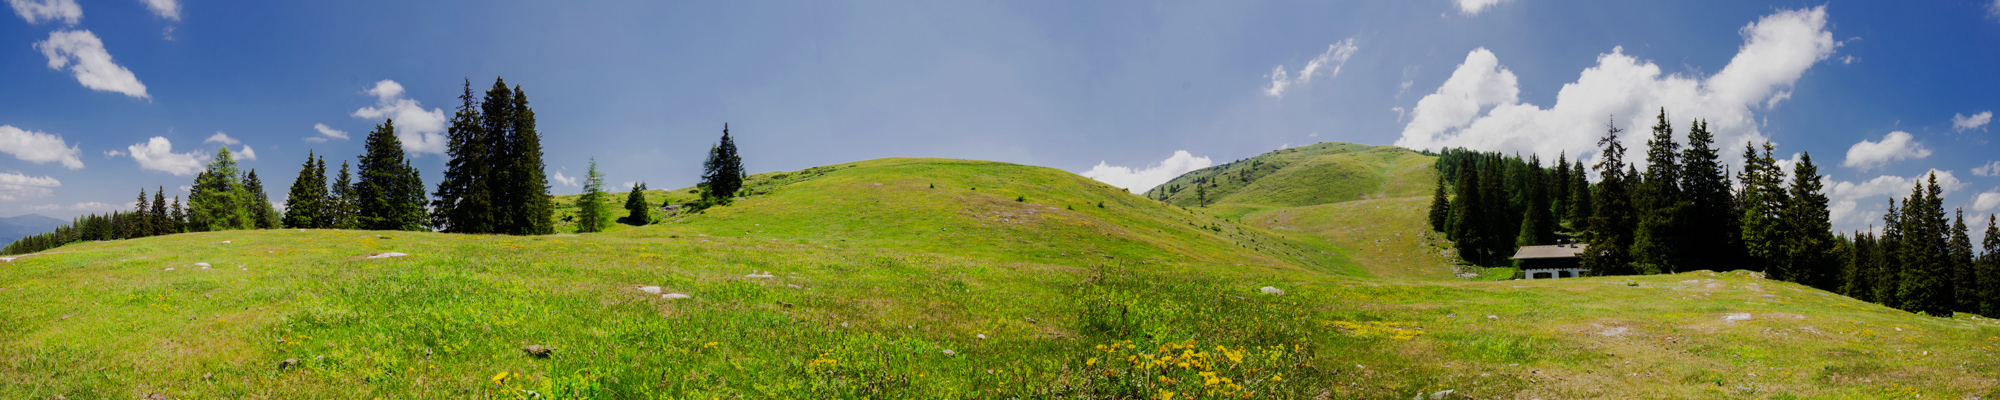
1513, 242, 1588, 279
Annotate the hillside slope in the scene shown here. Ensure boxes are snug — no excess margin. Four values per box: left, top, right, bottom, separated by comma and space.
1145, 143, 1435, 216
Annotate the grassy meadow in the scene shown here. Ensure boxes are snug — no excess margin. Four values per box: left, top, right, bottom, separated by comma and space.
2, 154, 1998, 398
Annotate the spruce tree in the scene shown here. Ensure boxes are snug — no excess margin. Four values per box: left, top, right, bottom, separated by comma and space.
1949, 209, 1974, 313
1632, 109, 1685, 274
624, 182, 650, 225
1478, 155, 1511, 264
1550, 152, 1571, 229
168, 196, 185, 234
699, 123, 746, 207
283, 150, 324, 229
1447, 156, 1487, 264
244, 169, 280, 229
433, 78, 493, 233
1877, 199, 1904, 307
1842, 231, 1877, 302
1896, 175, 1952, 317
355, 119, 428, 231
1583, 119, 1638, 275
1739, 142, 1789, 274
189, 147, 251, 232
133, 188, 152, 238
329, 160, 357, 229
1566, 160, 1592, 232
1782, 152, 1836, 289
151, 187, 168, 235
1429, 174, 1451, 232
1678, 119, 1740, 272
575, 158, 608, 233
1515, 156, 1554, 248
1980, 215, 1999, 316
508, 86, 555, 235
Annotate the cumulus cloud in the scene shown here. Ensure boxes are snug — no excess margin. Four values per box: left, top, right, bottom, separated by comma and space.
7, 0, 78, 24
36, 30, 150, 99
204, 131, 240, 145
1975, 189, 2000, 212
24, 201, 123, 212
1395, 7, 1836, 171
1842, 131, 1930, 172
1973, 161, 2000, 177
103, 149, 124, 157
352, 80, 448, 155
0, 171, 60, 201
312, 123, 349, 140
1080, 151, 1214, 194
138, 0, 179, 21
551, 170, 579, 187
0, 125, 84, 169
1827, 169, 1964, 229
127, 136, 207, 176
1953, 111, 1991, 132
236, 145, 256, 161
1264, 38, 1359, 97
1456, 0, 1509, 15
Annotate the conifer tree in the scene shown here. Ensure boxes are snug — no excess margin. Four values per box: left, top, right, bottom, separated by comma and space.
508, 86, 555, 235
245, 169, 280, 229
1739, 142, 1789, 274
1550, 152, 1571, 228
1478, 155, 1512, 263
355, 120, 428, 231
1447, 156, 1487, 264
1584, 119, 1638, 275
1896, 174, 1952, 317
1632, 109, 1685, 274
1980, 215, 1999, 316
189, 147, 252, 232
283, 150, 325, 229
625, 182, 650, 225
1843, 231, 1877, 302
1566, 160, 1592, 232
699, 123, 747, 208
329, 160, 357, 229
1877, 199, 1904, 307
433, 79, 493, 233
1678, 119, 1740, 271
151, 187, 168, 235
1782, 152, 1836, 289
1429, 174, 1451, 232
1516, 156, 1554, 247
133, 188, 152, 238
575, 158, 608, 233
1948, 209, 1974, 313
168, 196, 185, 234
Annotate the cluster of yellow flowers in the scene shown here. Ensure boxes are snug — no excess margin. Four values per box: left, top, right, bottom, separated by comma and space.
1089, 340, 1291, 399
1325, 320, 1424, 340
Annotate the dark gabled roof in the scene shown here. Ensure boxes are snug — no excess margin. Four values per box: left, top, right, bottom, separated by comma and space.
1512, 244, 1588, 260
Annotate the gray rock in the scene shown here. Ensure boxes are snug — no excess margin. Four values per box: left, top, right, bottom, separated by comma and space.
364, 252, 408, 259
523, 344, 553, 358
1430, 389, 1454, 399
279, 358, 300, 370
636, 286, 663, 294
662, 293, 691, 299
1259, 286, 1284, 295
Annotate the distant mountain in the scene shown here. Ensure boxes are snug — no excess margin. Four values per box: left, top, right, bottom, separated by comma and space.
0, 214, 67, 245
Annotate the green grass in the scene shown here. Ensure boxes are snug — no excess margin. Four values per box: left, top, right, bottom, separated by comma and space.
3, 157, 1998, 399
1151, 143, 1435, 212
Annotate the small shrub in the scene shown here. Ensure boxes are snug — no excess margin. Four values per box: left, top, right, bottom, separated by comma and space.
1015, 195, 1025, 202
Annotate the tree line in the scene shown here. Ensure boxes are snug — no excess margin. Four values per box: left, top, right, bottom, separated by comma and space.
1429, 108, 2000, 317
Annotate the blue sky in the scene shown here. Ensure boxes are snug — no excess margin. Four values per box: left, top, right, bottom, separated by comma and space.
1, 0, 1997, 237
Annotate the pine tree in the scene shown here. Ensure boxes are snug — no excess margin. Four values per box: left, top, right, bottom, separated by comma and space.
189, 146, 251, 232
433, 78, 493, 233
1515, 156, 1554, 248
1478, 155, 1511, 264
168, 196, 185, 234
1632, 109, 1685, 274
1948, 209, 1974, 314
1550, 152, 1571, 229
151, 187, 168, 235
699, 123, 747, 208
1584, 119, 1638, 275
1896, 174, 1952, 317
1842, 231, 1877, 302
1782, 152, 1836, 289
133, 188, 152, 238
355, 119, 428, 231
329, 160, 357, 229
1877, 199, 1904, 307
1566, 160, 1592, 232
1739, 142, 1789, 274
283, 150, 325, 229
1428, 174, 1451, 232
508, 86, 555, 235
624, 182, 650, 225
244, 169, 280, 229
575, 158, 608, 233
1678, 119, 1741, 272
1980, 215, 1999, 316
1447, 156, 1487, 264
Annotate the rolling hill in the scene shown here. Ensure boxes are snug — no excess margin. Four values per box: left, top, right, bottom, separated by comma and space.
0, 214, 65, 246
1, 154, 1996, 398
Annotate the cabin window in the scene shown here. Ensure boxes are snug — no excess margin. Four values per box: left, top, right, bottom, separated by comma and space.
1531, 272, 1552, 279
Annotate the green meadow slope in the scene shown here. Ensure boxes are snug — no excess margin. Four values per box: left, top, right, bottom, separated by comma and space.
1148, 143, 1436, 219
2, 157, 1997, 399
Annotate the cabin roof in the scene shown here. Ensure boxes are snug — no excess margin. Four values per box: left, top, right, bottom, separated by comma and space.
1512, 244, 1589, 260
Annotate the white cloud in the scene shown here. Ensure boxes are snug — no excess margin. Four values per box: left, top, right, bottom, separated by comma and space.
1953, 111, 1991, 132
1264, 38, 1359, 97
1975, 189, 2000, 212
1827, 169, 1964, 229
6, 0, 79, 24
1973, 161, 2000, 177
103, 149, 124, 157
1456, 0, 1509, 15
204, 131, 241, 145
138, 0, 179, 21
0, 171, 60, 201
352, 80, 448, 155
126, 136, 207, 176
1991, 0, 2000, 20
1842, 131, 1930, 172
36, 30, 150, 99
1395, 7, 1835, 171
312, 123, 349, 140
236, 145, 256, 161
24, 201, 121, 212
551, 170, 579, 187
0, 125, 84, 169
1080, 150, 1214, 194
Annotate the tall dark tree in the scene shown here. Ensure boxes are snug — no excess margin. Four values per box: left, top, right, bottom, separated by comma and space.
188, 146, 251, 232
1739, 142, 1789, 274
1566, 160, 1592, 233
1428, 174, 1451, 232
1782, 152, 1836, 289
1948, 209, 1975, 314
1678, 119, 1740, 271
1895, 174, 1952, 317
244, 169, 280, 229
354, 119, 428, 231
574, 158, 608, 233
1877, 199, 1905, 307
133, 188, 153, 237
433, 79, 494, 233
1550, 152, 1572, 229
1515, 156, 1554, 247
168, 196, 185, 234
1980, 215, 1999, 316
1584, 119, 1638, 275
507, 86, 555, 235
151, 187, 168, 235
1632, 109, 1685, 274
1446, 156, 1488, 264
328, 160, 357, 229
624, 182, 650, 225
283, 150, 326, 229
1842, 231, 1878, 302
699, 123, 747, 207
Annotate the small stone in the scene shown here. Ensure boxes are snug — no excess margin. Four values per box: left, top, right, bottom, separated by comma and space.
976, 334, 988, 339
1259, 286, 1284, 295
219, 241, 231, 244
1486, 315, 1498, 320
364, 252, 408, 259
279, 358, 300, 370
745, 271, 774, 278
662, 293, 691, 299
636, 286, 663, 294
523, 344, 553, 358
1430, 389, 1454, 399
193, 263, 210, 267
942, 349, 956, 356
164, 268, 175, 271
787, 284, 802, 289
